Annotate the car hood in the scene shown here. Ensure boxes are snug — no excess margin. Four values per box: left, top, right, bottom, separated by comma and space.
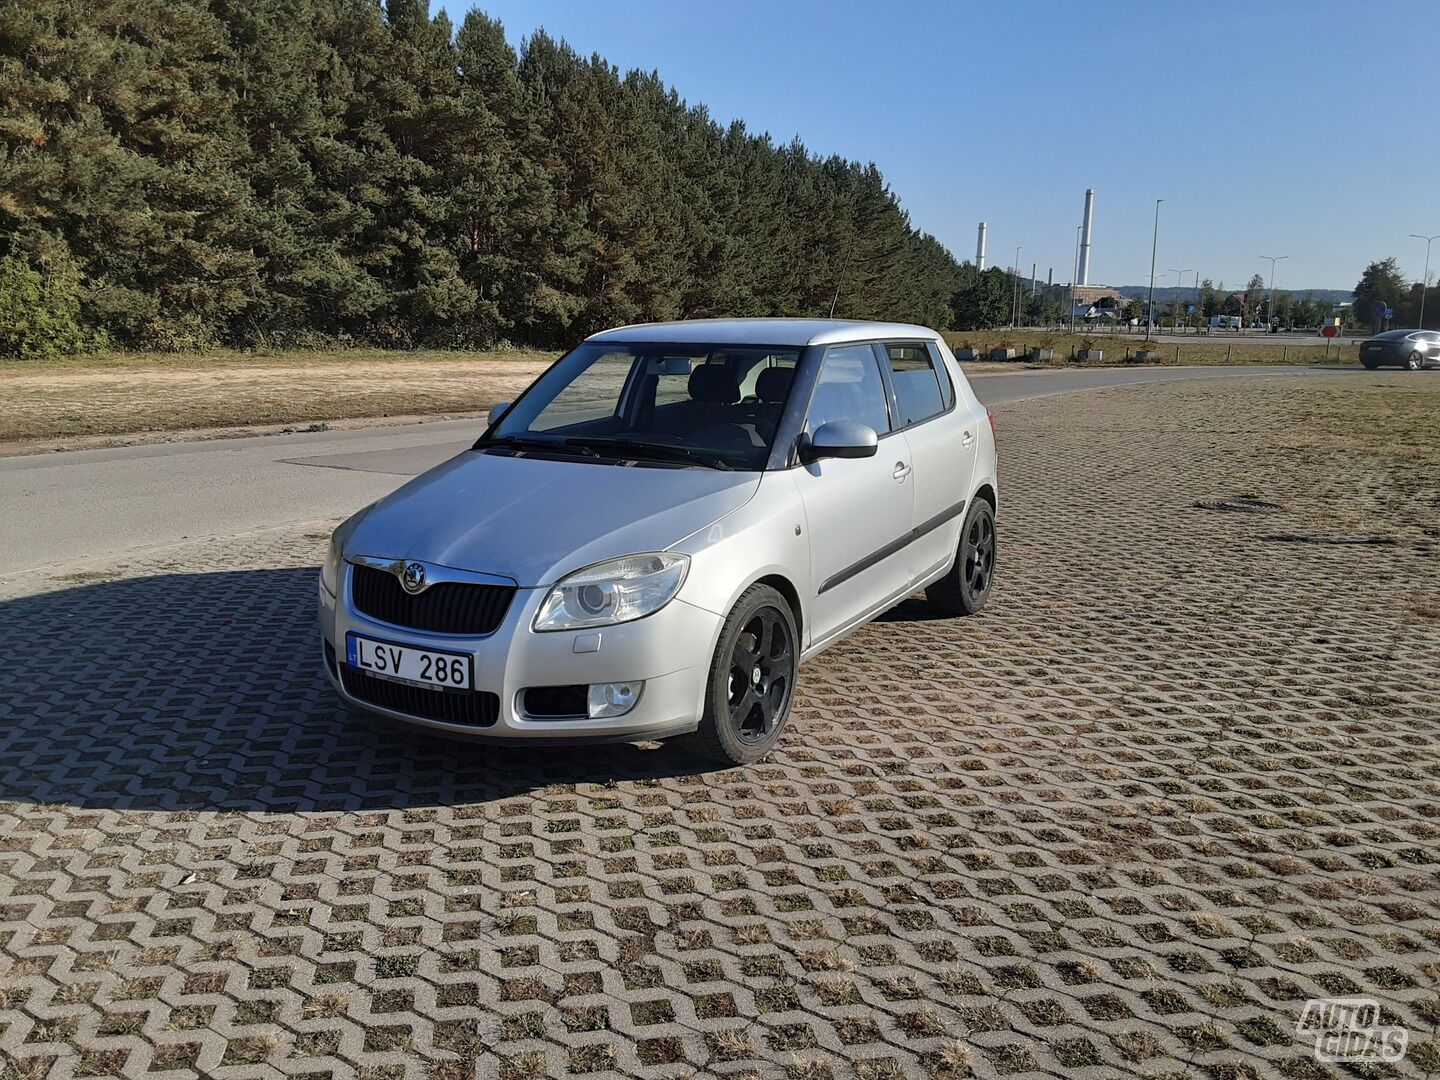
346, 450, 760, 586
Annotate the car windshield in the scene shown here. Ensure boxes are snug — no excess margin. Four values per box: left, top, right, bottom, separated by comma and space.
479, 341, 802, 470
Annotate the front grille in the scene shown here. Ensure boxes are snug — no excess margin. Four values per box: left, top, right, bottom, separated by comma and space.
351, 564, 514, 635
523, 685, 588, 719
340, 665, 499, 727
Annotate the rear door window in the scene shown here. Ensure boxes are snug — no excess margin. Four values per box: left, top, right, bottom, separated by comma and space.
883, 343, 950, 426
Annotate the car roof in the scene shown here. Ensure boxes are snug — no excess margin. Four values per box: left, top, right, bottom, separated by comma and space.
585, 318, 943, 348
1375, 328, 1425, 338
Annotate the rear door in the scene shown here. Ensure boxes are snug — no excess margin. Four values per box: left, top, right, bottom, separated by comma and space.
794, 342, 914, 645
880, 341, 976, 583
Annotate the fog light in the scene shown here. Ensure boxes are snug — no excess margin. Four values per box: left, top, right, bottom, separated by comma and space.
588, 681, 643, 719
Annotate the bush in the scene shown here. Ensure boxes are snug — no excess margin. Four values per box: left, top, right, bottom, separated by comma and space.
0, 255, 100, 358
136, 311, 221, 352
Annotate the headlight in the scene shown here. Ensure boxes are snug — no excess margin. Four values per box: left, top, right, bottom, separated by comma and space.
320, 534, 344, 596
320, 504, 373, 596
533, 553, 689, 632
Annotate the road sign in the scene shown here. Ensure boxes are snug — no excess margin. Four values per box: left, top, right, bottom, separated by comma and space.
1321, 324, 1339, 338
1384, 307, 1394, 320
1371, 300, 1386, 318
1187, 304, 1196, 315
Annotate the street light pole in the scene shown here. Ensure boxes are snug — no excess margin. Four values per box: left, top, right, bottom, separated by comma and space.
1146, 199, 1162, 342
1411, 233, 1439, 328
1168, 267, 1194, 333
1259, 254, 1289, 329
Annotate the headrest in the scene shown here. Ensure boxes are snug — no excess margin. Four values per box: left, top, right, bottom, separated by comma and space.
756, 366, 794, 403
689, 364, 739, 404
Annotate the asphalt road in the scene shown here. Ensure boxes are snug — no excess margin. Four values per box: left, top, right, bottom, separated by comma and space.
0, 364, 1352, 577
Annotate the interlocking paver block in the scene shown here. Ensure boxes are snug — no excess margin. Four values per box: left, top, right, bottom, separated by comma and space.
1, 374, 1437, 1078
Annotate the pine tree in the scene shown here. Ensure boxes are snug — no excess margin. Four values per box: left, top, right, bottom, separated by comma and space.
1, 0, 970, 354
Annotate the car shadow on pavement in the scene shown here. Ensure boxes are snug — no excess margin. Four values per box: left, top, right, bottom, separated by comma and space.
874, 596, 956, 623
0, 569, 715, 813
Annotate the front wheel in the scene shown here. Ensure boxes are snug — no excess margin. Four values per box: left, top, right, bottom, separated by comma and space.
684, 584, 798, 766
1405, 351, 1425, 371
926, 499, 996, 616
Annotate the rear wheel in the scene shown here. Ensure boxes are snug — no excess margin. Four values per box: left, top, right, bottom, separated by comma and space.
1406, 351, 1425, 371
1361, 357, 1380, 370
926, 499, 996, 616
684, 584, 798, 766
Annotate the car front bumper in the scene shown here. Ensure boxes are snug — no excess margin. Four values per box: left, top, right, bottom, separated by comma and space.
317, 567, 721, 743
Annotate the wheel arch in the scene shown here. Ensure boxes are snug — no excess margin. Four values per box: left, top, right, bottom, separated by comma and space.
973, 482, 997, 514
753, 572, 804, 644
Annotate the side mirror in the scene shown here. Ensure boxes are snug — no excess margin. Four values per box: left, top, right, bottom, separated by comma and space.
487, 401, 511, 426
802, 421, 879, 463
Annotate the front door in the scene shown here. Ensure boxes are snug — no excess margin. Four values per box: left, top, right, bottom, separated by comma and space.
794, 343, 914, 646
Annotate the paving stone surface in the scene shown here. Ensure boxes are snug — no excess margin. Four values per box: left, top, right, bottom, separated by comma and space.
2, 375, 1438, 1080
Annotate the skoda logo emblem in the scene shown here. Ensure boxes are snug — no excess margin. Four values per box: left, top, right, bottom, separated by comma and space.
400, 561, 427, 594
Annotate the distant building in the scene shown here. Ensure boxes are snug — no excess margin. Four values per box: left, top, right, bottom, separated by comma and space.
1073, 285, 1123, 306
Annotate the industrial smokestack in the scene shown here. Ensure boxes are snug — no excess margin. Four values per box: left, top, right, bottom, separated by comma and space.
1031, 262, 1037, 297
976, 222, 987, 271
1078, 189, 1094, 286
1048, 267, 1053, 287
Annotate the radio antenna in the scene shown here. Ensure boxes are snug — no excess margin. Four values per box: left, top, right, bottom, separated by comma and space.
828, 233, 857, 318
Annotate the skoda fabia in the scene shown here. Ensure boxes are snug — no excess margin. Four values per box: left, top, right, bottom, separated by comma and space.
319, 319, 998, 764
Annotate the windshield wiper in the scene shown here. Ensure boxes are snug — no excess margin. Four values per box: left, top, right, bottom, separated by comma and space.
561, 437, 735, 471
474, 435, 600, 458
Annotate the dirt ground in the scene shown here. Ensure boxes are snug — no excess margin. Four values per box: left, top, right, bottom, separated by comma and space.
1, 375, 1436, 1078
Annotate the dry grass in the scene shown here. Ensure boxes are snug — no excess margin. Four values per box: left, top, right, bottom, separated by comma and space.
1268, 379, 1440, 465
0, 330, 1380, 449
942, 329, 1360, 367
0, 347, 554, 445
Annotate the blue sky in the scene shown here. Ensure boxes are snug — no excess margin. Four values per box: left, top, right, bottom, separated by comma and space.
442, 0, 1440, 291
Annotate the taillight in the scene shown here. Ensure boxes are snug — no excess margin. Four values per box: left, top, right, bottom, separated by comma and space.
986, 410, 995, 435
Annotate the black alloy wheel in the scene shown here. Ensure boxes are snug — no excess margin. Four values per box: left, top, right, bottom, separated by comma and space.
684, 583, 798, 765
926, 499, 997, 616
961, 505, 996, 605
726, 606, 793, 745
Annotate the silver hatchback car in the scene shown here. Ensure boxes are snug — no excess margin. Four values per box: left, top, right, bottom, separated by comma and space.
318, 319, 998, 764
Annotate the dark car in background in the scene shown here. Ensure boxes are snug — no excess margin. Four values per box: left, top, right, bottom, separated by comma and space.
1359, 329, 1440, 370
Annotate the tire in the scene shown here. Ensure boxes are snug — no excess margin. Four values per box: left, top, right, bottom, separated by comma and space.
683, 584, 798, 766
1405, 351, 1424, 371
926, 499, 996, 616
1361, 357, 1380, 370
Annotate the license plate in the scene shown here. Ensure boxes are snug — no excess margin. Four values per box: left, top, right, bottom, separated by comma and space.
346, 633, 472, 691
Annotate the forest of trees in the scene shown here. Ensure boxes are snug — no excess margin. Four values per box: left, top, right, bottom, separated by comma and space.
0, 0, 973, 357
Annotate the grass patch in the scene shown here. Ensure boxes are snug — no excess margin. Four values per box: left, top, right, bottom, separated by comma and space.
0, 347, 556, 445
942, 329, 1359, 367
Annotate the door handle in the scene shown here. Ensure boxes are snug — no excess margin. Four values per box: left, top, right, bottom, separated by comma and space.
961, 430, 975, 447
893, 461, 911, 480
